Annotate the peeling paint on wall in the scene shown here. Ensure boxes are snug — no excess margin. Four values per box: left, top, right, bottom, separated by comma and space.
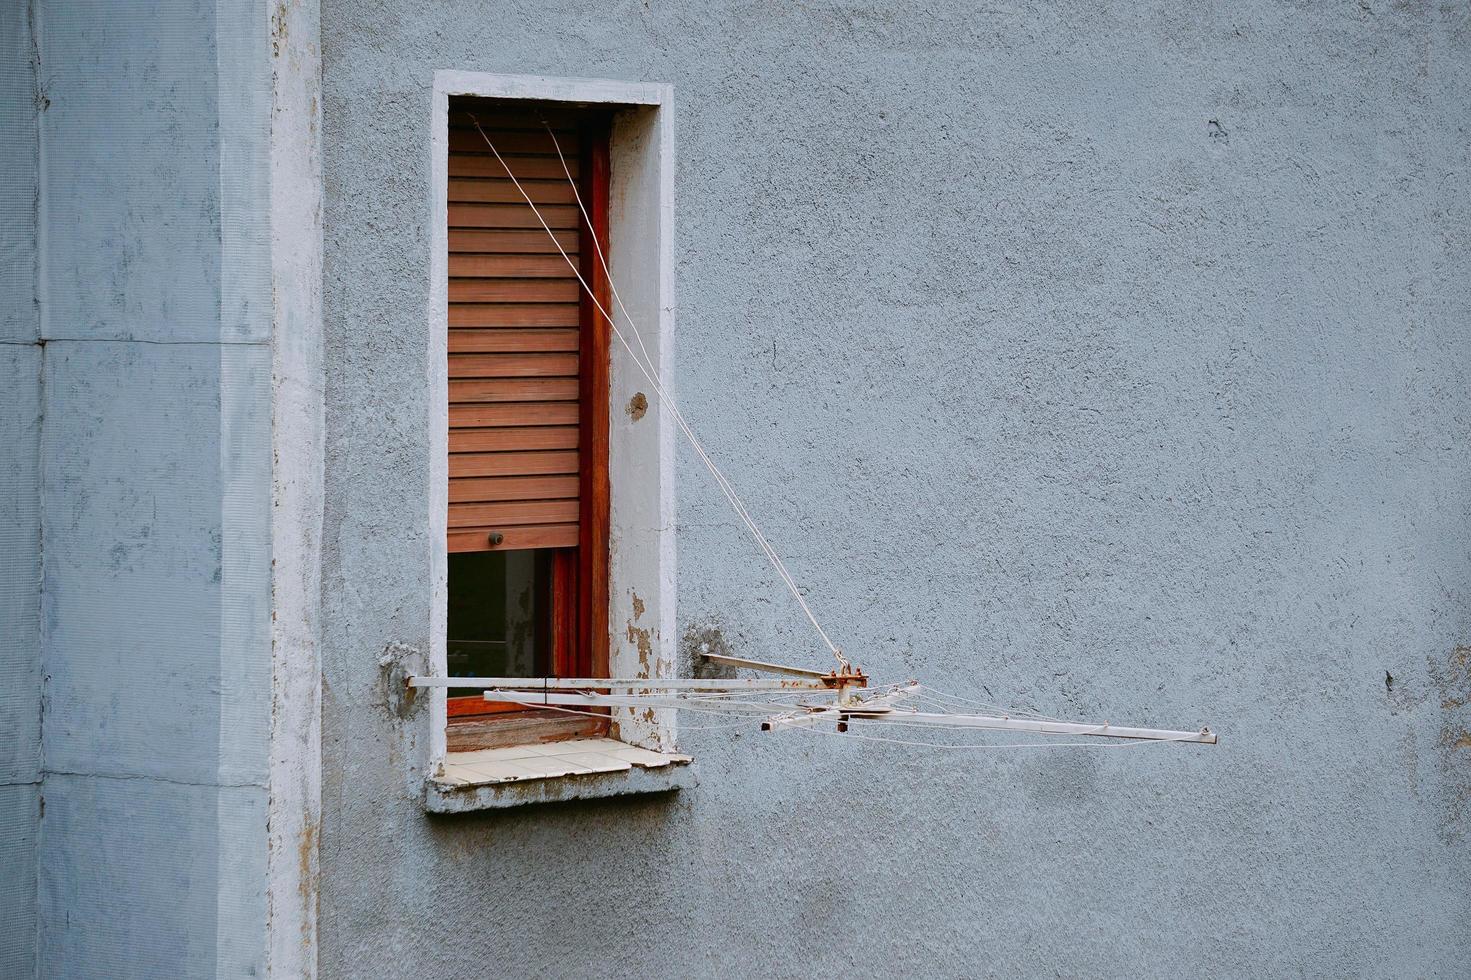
379, 643, 427, 720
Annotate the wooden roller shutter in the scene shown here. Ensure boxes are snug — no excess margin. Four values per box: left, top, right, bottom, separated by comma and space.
446, 105, 610, 564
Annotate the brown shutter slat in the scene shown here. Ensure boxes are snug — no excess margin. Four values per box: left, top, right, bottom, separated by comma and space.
449, 279, 580, 303
449, 401, 579, 427
448, 180, 578, 205
449, 500, 580, 528
447, 129, 579, 154
448, 380, 579, 405
450, 155, 581, 179
448, 204, 580, 229
450, 450, 579, 478
450, 229, 578, 253
449, 328, 579, 353
449, 352, 578, 378
449, 254, 577, 278
450, 302, 579, 327
449, 475, 580, 503
449, 525, 580, 553
451, 426, 578, 452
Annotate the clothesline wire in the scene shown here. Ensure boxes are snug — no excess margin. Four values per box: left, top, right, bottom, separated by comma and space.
489, 684, 1194, 747
467, 116, 844, 666
541, 122, 841, 662
778, 724, 1205, 752
465, 121, 1211, 754
909, 685, 1075, 725
498, 698, 755, 731
490, 678, 1098, 734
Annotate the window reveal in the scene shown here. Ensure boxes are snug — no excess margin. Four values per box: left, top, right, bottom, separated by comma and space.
445, 101, 611, 743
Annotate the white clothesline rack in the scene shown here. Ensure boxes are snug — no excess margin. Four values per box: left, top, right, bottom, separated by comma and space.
410, 122, 1222, 756
408, 653, 1218, 747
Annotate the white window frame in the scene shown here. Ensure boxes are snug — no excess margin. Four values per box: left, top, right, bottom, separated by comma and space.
426, 72, 677, 765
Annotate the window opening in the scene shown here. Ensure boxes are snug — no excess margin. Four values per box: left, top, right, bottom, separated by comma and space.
444, 99, 611, 747
446, 550, 553, 699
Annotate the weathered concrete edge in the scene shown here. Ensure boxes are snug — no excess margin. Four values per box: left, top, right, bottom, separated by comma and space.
606, 94, 678, 753
265, 0, 324, 977
423, 759, 695, 813
434, 70, 667, 106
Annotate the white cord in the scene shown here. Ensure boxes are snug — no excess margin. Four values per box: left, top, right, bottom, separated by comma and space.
467, 117, 844, 665
484, 687, 1200, 749
908, 685, 1073, 725
485, 698, 752, 731
781, 724, 1204, 751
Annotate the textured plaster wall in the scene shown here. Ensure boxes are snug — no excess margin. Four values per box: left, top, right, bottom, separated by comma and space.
1, 4, 42, 975
4, 2, 277, 976
315, 2, 1471, 977
0, 347, 41, 977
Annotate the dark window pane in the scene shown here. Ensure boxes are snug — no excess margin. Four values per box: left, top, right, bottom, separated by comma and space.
447, 550, 553, 696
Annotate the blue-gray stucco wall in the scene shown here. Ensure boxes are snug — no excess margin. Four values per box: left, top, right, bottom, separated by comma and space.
317, 3, 1471, 978
2, 1, 1465, 976
320, 2, 1470, 977
1, 3, 42, 974
2, 2, 276, 977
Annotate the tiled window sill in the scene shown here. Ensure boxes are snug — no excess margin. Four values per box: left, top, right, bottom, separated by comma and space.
424, 737, 694, 813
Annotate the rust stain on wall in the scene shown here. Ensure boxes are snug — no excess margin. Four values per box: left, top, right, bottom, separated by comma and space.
626, 392, 648, 421
1430, 645, 1471, 843
298, 818, 317, 904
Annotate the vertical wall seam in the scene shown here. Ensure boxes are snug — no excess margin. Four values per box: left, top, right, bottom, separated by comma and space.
33, 348, 45, 980
26, 3, 45, 977
27, 0, 44, 341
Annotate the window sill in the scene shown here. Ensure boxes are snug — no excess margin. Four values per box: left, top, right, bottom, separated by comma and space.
424, 737, 694, 813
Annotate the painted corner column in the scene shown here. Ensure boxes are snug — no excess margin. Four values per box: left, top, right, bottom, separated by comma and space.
266, 0, 324, 976
607, 93, 678, 752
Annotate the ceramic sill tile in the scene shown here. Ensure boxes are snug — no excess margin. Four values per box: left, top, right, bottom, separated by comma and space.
554, 752, 632, 775
604, 744, 691, 768
443, 758, 539, 784
434, 770, 475, 786
454, 756, 592, 783
450, 745, 548, 765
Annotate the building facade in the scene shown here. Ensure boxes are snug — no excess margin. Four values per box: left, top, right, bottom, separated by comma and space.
2, 1, 1469, 977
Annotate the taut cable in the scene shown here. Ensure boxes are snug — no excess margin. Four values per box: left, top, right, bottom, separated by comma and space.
466, 115, 845, 665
